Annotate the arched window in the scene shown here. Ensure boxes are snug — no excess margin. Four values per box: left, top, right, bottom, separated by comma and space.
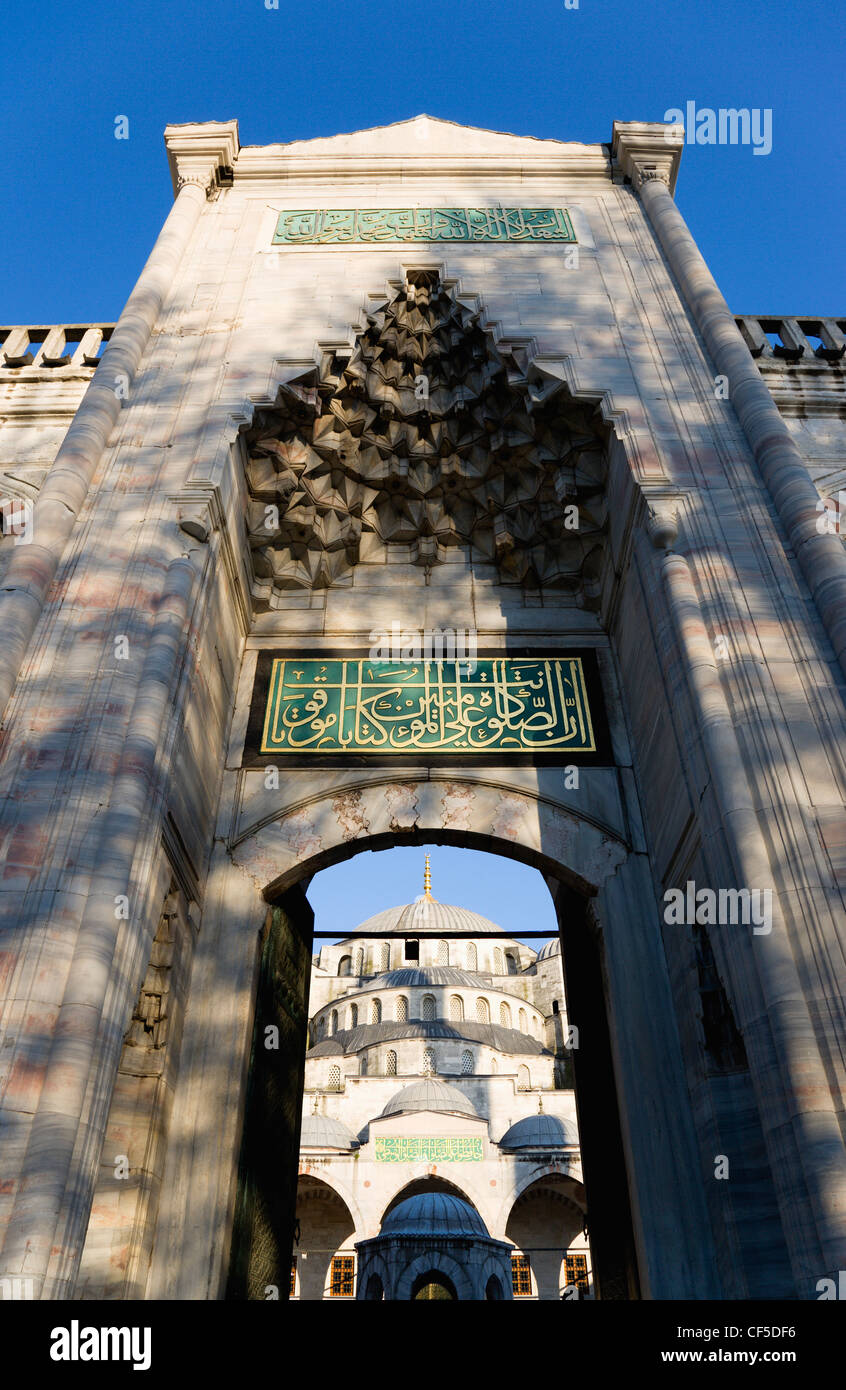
365, 1274, 384, 1301
486, 1274, 504, 1300
386, 1049, 397, 1076
476, 996, 490, 1023
506, 952, 518, 975
423, 1047, 436, 1076
500, 1001, 512, 1028
461, 1050, 473, 1075
437, 939, 449, 965
494, 947, 504, 974
328, 1064, 341, 1090
466, 942, 477, 970
338, 955, 351, 976
396, 995, 408, 1023
380, 943, 390, 972
449, 995, 464, 1022
422, 994, 436, 1022
517, 1064, 531, 1090
370, 998, 382, 1024
531, 1015, 539, 1037
353, 948, 364, 976
360, 1055, 368, 1076
349, 1003, 358, 1028
330, 1009, 338, 1035
519, 1008, 527, 1033
317, 1016, 326, 1038
491, 1057, 498, 1074
552, 999, 560, 1015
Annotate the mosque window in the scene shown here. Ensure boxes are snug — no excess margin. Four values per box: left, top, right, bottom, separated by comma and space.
404, 938, 419, 962
316, 1017, 326, 1039
338, 955, 351, 976
330, 1009, 338, 1035
552, 999, 560, 1015
494, 947, 504, 974
328, 1065, 341, 1090
423, 1047, 436, 1076
396, 995, 408, 1022
491, 1057, 498, 1074
564, 1254, 590, 1296
422, 994, 436, 1022
349, 1003, 358, 1027
386, 1050, 397, 1076
511, 1255, 532, 1297
517, 1065, 531, 1090
461, 1050, 473, 1075
360, 1055, 367, 1076
330, 1255, 355, 1298
353, 948, 364, 976
500, 1001, 512, 1028
518, 1008, 527, 1033
449, 995, 464, 1022
380, 943, 390, 971
437, 940, 449, 965
370, 998, 382, 1024
476, 996, 490, 1023
290, 1258, 297, 1298
466, 943, 477, 970
506, 952, 519, 975
531, 1015, 539, 1037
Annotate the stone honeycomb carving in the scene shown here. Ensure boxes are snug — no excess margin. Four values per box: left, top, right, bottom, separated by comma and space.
243, 271, 608, 607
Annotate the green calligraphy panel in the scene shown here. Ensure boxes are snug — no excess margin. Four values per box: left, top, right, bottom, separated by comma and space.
374, 1136, 484, 1162
272, 208, 576, 245
259, 658, 596, 756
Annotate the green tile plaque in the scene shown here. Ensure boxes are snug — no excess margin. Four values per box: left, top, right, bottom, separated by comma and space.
374, 1136, 483, 1162
272, 207, 576, 245
259, 657, 596, 756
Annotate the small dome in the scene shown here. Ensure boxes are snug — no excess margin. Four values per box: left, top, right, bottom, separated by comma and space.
381, 1193, 488, 1238
537, 938, 562, 961
499, 1113, 578, 1148
300, 1113, 357, 1150
381, 1079, 478, 1119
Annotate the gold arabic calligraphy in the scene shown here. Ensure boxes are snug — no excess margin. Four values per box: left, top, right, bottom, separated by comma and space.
259, 658, 596, 754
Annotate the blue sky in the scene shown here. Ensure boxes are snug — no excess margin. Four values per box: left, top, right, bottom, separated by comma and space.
5, 0, 844, 325
306, 845, 559, 947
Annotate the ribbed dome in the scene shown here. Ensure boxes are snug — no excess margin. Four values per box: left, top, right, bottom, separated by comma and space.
381, 1193, 488, 1238
348, 897, 507, 937
381, 1079, 478, 1118
374, 967, 480, 987
299, 1114, 357, 1150
537, 938, 562, 961
499, 1113, 578, 1148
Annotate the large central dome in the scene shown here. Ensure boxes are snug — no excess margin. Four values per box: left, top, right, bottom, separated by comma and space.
347, 896, 506, 937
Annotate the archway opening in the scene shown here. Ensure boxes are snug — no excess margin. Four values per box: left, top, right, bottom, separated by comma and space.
411, 1271, 457, 1301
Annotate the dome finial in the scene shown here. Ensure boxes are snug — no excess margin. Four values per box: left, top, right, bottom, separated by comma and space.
423, 853, 433, 899
538, 1093, 544, 1114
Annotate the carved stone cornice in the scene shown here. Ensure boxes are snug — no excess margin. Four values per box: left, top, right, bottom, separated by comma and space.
164, 120, 240, 199
611, 120, 682, 197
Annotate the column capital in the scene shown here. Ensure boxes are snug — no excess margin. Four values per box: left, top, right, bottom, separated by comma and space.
164, 120, 240, 198
611, 120, 683, 197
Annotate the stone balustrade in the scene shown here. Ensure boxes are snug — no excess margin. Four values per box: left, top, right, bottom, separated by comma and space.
0, 323, 114, 369
734, 314, 846, 364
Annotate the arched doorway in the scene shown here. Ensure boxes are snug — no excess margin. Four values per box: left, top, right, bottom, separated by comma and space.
412, 1271, 457, 1301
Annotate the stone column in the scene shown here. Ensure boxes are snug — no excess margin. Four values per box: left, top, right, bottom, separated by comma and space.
647, 504, 846, 1293
612, 121, 846, 683
0, 121, 239, 724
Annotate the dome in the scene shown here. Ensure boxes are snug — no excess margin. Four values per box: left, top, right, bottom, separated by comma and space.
537, 938, 562, 961
381, 1078, 478, 1119
374, 967, 480, 987
381, 1192, 488, 1238
299, 1113, 357, 1150
344, 897, 508, 938
499, 1113, 578, 1148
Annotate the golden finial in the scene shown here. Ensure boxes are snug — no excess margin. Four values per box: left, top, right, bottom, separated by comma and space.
312, 1094, 319, 1115
538, 1094, 544, 1114
423, 854, 433, 899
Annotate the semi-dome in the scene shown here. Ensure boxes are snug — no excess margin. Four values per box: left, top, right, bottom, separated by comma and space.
299, 1113, 358, 1150
381, 1192, 488, 1238
498, 1114, 578, 1148
373, 967, 480, 988
381, 1078, 478, 1118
